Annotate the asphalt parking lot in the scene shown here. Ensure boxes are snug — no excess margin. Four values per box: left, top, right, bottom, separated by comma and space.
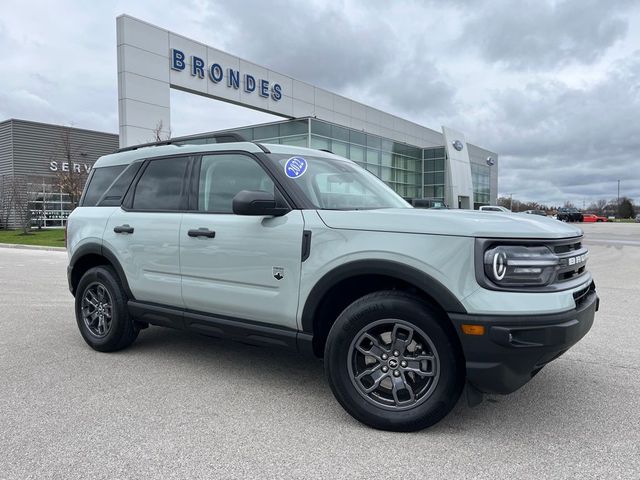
1, 222, 639, 479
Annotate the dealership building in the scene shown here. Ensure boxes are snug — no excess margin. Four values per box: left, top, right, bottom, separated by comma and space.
1, 15, 498, 228
0, 119, 118, 228
117, 15, 498, 210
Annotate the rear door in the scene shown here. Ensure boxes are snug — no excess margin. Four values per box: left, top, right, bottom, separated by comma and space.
102, 155, 191, 308
179, 152, 304, 330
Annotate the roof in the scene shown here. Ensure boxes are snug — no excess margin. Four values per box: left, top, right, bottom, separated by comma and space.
93, 141, 346, 168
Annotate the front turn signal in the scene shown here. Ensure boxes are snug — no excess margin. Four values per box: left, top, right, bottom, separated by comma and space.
461, 324, 485, 336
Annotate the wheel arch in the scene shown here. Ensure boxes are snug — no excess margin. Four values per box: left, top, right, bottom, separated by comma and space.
300, 260, 467, 357
69, 243, 134, 299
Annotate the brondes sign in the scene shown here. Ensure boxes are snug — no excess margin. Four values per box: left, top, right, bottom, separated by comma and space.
170, 49, 283, 101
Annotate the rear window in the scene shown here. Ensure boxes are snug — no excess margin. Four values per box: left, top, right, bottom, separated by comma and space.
97, 162, 143, 206
82, 165, 126, 206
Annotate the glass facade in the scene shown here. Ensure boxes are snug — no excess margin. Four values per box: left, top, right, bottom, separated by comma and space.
28, 179, 73, 228
422, 147, 446, 202
471, 163, 491, 209
186, 118, 495, 208
308, 120, 422, 199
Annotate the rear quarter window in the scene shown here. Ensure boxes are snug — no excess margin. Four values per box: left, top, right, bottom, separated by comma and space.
81, 165, 126, 206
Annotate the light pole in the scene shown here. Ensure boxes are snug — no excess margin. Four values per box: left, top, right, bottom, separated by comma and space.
509, 193, 513, 211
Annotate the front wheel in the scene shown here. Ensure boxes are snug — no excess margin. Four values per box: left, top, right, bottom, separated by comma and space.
324, 291, 464, 431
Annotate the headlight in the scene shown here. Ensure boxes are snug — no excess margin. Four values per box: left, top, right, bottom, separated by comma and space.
483, 245, 559, 287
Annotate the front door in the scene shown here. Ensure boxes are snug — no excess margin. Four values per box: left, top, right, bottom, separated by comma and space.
179, 153, 304, 330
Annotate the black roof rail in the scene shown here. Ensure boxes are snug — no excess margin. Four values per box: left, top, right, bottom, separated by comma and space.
117, 132, 249, 153
253, 142, 271, 154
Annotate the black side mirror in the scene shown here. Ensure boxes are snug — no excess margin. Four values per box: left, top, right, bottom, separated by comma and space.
232, 190, 290, 217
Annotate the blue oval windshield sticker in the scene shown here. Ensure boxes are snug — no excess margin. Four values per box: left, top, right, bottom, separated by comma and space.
284, 156, 308, 178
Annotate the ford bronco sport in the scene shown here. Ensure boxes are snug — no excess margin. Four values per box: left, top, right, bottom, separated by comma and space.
66, 138, 598, 431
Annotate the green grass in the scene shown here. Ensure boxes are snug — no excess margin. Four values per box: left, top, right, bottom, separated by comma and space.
0, 228, 66, 247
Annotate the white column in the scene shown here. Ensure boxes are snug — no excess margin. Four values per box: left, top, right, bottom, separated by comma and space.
442, 126, 474, 209
117, 15, 171, 147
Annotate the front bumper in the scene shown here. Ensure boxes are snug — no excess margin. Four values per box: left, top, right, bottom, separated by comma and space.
449, 283, 598, 394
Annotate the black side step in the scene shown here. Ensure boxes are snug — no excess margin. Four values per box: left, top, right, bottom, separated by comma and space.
128, 300, 312, 353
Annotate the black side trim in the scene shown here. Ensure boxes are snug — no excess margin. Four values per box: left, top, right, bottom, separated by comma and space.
300, 259, 467, 333
301, 230, 312, 262
128, 300, 312, 354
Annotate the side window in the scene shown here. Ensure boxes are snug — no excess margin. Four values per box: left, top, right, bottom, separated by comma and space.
82, 165, 126, 206
97, 162, 143, 206
198, 154, 274, 213
132, 157, 189, 211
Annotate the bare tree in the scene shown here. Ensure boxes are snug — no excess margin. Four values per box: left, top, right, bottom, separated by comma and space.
52, 126, 88, 210
586, 199, 608, 215
152, 120, 171, 142
6, 175, 34, 234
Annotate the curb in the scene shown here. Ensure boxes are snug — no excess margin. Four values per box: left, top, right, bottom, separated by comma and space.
0, 243, 66, 252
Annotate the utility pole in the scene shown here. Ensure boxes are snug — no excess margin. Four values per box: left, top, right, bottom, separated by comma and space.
617, 179, 621, 218
509, 193, 513, 211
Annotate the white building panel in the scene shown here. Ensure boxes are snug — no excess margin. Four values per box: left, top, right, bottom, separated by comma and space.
442, 126, 474, 209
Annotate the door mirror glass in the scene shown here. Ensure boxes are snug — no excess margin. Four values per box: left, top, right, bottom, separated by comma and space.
232, 190, 289, 216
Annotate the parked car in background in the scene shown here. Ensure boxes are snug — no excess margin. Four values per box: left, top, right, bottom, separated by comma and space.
636, 214, 640, 223
582, 214, 608, 223
412, 198, 449, 209
522, 210, 547, 216
479, 205, 511, 213
556, 207, 584, 223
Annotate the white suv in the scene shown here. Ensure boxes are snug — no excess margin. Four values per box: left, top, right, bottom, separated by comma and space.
66, 139, 598, 431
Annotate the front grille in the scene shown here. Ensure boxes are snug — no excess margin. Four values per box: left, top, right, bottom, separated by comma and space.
550, 238, 588, 285
552, 240, 582, 254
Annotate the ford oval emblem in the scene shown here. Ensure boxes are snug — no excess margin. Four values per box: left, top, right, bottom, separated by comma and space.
452, 140, 464, 151
486, 156, 495, 166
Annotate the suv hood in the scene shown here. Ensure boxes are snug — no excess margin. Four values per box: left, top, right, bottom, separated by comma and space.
316, 209, 582, 239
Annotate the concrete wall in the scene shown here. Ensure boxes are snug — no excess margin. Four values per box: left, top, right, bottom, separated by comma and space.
0, 120, 13, 178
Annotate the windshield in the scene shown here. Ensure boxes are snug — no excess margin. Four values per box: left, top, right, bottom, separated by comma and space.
271, 154, 411, 210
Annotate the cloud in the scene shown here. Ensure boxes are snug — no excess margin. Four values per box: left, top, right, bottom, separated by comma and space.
458, 51, 640, 204
462, 0, 632, 70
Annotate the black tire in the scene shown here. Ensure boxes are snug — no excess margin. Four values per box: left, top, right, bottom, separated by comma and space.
324, 291, 465, 432
75, 265, 139, 352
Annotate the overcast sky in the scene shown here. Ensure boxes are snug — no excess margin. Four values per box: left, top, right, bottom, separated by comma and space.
1, 0, 639, 206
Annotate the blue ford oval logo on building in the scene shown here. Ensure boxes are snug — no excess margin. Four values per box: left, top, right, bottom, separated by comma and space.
284, 157, 308, 178
452, 140, 464, 151
486, 156, 495, 166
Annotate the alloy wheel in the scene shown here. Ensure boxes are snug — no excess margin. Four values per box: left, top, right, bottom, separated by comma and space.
348, 319, 440, 410
81, 282, 113, 338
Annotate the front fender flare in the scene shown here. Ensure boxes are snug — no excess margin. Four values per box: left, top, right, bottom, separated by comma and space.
299, 259, 467, 334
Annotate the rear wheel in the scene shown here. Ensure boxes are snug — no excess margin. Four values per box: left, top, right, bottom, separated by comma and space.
75, 266, 139, 352
324, 291, 464, 431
